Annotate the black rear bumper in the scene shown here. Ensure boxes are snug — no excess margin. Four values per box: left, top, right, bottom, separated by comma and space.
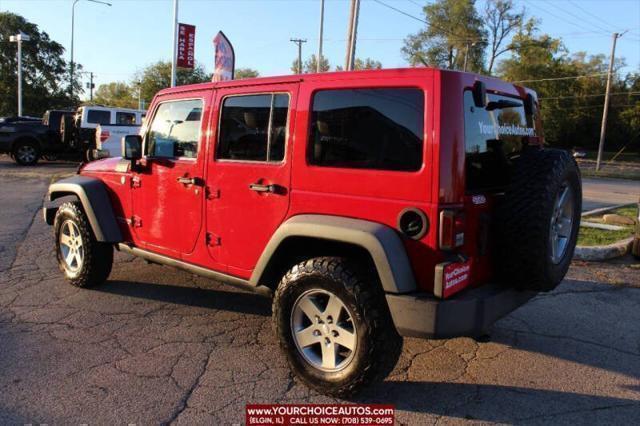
386, 284, 537, 339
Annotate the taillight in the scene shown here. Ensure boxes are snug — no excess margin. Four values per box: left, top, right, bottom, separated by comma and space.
439, 209, 465, 250
100, 130, 110, 143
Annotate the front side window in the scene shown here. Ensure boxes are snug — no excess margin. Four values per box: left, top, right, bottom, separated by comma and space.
217, 93, 289, 162
464, 91, 537, 191
116, 112, 136, 125
146, 99, 203, 159
309, 88, 424, 171
87, 109, 111, 125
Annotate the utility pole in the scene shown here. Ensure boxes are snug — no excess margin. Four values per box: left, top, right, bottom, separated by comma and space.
317, 0, 325, 73
463, 41, 477, 72
88, 72, 95, 101
596, 32, 626, 172
171, 0, 179, 87
290, 38, 307, 74
344, 0, 360, 71
9, 32, 30, 117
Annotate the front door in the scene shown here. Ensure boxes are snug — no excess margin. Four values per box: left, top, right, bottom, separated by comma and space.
132, 92, 212, 257
206, 84, 298, 277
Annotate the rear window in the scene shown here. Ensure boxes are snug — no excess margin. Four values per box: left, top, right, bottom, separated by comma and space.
309, 88, 424, 172
116, 112, 136, 125
464, 91, 536, 191
87, 110, 111, 125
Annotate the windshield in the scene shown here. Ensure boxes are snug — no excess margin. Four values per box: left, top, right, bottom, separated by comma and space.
464, 90, 537, 192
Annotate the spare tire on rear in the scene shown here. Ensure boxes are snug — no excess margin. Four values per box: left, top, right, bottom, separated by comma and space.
495, 148, 581, 292
60, 114, 75, 147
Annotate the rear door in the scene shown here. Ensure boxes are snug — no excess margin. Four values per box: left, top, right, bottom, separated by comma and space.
206, 84, 298, 277
131, 90, 212, 257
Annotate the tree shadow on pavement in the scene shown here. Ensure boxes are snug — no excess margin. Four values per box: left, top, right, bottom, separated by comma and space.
94, 280, 272, 317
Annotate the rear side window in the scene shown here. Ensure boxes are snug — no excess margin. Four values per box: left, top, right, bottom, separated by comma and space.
146, 99, 203, 159
116, 112, 136, 125
217, 94, 289, 162
87, 110, 111, 125
309, 88, 424, 171
464, 91, 536, 191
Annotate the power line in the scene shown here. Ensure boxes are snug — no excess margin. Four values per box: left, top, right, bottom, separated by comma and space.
540, 91, 640, 101
521, 0, 609, 35
371, 0, 427, 25
513, 73, 609, 83
563, 0, 614, 34
567, 0, 618, 33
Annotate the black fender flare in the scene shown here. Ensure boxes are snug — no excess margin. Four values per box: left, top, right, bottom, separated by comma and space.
250, 215, 417, 294
47, 175, 122, 243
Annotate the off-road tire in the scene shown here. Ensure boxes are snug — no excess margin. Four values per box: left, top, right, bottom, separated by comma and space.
12, 139, 40, 166
495, 148, 581, 291
273, 257, 401, 397
54, 201, 113, 288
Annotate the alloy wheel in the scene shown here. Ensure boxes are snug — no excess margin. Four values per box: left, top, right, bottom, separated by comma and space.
290, 289, 357, 372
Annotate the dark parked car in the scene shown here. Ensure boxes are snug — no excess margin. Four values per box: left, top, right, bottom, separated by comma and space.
0, 110, 74, 165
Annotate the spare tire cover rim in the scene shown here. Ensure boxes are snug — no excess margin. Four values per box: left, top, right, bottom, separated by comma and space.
550, 182, 574, 264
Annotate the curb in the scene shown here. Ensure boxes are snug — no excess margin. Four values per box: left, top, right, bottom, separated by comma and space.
574, 237, 634, 261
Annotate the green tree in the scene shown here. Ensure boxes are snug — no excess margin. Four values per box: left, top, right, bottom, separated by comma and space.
92, 82, 137, 108
234, 68, 260, 79
0, 12, 79, 117
134, 61, 210, 106
402, 0, 486, 71
335, 57, 384, 71
291, 54, 330, 74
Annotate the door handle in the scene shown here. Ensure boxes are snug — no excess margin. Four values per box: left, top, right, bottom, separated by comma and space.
249, 183, 275, 193
177, 176, 203, 186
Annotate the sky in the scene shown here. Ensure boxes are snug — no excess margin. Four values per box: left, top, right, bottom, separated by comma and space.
1, 0, 639, 100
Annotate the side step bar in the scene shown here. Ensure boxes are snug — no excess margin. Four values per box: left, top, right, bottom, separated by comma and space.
116, 244, 273, 297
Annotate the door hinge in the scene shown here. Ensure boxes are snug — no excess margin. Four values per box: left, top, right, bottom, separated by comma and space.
205, 186, 220, 200
206, 232, 221, 246
131, 176, 142, 188
127, 215, 142, 228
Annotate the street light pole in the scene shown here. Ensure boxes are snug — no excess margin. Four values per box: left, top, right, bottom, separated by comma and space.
10, 32, 31, 117
317, 0, 325, 73
344, 0, 360, 71
171, 0, 179, 87
70, 0, 111, 97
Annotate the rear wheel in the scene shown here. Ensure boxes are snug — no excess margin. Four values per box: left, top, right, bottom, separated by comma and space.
273, 257, 401, 397
495, 148, 582, 291
13, 140, 40, 166
54, 202, 113, 288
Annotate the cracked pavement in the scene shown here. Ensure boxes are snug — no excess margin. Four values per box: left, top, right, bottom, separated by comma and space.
1, 157, 639, 424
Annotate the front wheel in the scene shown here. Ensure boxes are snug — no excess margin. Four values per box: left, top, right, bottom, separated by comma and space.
273, 257, 401, 397
54, 202, 113, 287
13, 140, 40, 166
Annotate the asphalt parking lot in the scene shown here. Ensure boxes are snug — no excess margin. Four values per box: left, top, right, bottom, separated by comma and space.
1, 156, 639, 424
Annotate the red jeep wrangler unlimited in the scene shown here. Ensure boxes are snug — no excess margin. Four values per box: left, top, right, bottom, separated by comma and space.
44, 68, 581, 396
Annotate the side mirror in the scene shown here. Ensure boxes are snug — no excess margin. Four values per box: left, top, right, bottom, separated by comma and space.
472, 80, 487, 108
122, 135, 142, 160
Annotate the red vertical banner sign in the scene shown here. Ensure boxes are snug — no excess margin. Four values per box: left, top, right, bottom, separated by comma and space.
212, 31, 235, 81
177, 23, 196, 69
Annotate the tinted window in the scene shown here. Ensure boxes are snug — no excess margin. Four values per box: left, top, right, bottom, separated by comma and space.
217, 94, 289, 162
309, 88, 423, 171
146, 99, 202, 159
464, 91, 536, 191
87, 110, 111, 125
116, 112, 136, 125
